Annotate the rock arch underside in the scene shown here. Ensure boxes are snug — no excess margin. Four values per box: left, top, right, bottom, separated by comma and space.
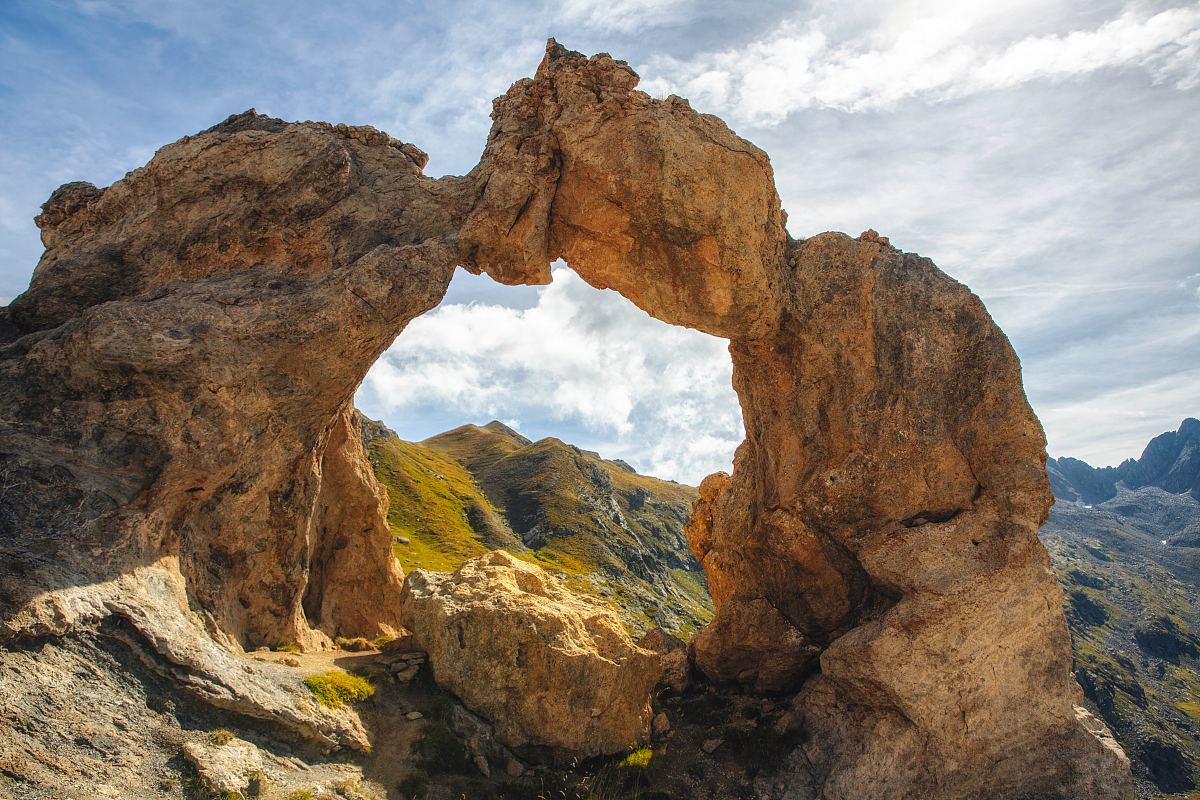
0, 42, 1134, 799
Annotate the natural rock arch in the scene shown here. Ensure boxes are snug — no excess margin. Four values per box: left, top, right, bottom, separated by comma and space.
0, 41, 1131, 798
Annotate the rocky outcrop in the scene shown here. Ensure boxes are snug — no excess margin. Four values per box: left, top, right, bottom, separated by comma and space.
182, 735, 263, 797
0, 39, 1133, 798
398, 551, 662, 759
691, 597, 819, 694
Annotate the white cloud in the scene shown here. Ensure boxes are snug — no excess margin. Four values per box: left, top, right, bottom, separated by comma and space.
1039, 368, 1200, 466
639, 4, 1200, 124
357, 266, 743, 484
555, 0, 694, 33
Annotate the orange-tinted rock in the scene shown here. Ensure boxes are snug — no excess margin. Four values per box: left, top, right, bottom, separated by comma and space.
399, 551, 662, 759
691, 597, 820, 694
0, 41, 1133, 799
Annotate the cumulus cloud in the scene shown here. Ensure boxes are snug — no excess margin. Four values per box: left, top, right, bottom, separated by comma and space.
357, 267, 743, 484
638, 4, 1200, 124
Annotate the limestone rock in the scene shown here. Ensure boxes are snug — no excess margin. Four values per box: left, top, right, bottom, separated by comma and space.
637, 626, 691, 693
692, 597, 819, 694
182, 736, 262, 796
0, 39, 1134, 799
399, 551, 662, 759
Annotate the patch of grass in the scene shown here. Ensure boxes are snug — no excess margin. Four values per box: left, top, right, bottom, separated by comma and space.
273, 643, 301, 653
618, 747, 653, 769
287, 791, 314, 800
303, 671, 374, 709
1176, 700, 1200, 722
369, 435, 494, 573
412, 720, 475, 776
209, 728, 235, 746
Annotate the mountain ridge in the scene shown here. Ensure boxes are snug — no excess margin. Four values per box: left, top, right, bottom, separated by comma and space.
1042, 417, 1200, 797
1049, 418, 1200, 504
360, 413, 714, 637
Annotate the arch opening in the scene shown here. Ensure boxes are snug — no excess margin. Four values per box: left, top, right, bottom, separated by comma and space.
348, 261, 744, 639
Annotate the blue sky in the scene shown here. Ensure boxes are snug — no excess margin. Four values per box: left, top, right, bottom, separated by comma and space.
2, 0, 1198, 483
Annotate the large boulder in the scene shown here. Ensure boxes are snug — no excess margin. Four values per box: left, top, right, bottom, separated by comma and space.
399, 551, 661, 760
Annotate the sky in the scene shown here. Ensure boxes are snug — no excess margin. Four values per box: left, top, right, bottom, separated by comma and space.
1, 0, 1197, 484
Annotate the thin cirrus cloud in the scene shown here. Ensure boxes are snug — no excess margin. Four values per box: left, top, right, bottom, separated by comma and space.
638, 4, 1200, 124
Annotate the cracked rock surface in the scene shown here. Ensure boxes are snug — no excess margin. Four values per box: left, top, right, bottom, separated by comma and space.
0, 39, 1133, 799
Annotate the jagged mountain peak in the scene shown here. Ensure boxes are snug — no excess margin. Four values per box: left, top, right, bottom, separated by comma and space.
1049, 417, 1200, 504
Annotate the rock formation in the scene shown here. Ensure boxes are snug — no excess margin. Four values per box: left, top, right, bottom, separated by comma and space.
0, 40, 1134, 798
399, 550, 662, 759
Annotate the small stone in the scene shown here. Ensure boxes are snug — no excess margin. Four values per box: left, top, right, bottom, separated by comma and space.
701, 738, 724, 754
589, 708, 602, 718
392, 665, 419, 682
394, 536, 411, 544
254, 646, 269, 653
282, 656, 301, 667
505, 756, 525, 778
473, 753, 491, 777
651, 712, 670, 737
405, 711, 424, 721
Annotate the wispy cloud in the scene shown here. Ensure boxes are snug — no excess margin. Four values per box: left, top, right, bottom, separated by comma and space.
639, 4, 1200, 124
556, 0, 694, 33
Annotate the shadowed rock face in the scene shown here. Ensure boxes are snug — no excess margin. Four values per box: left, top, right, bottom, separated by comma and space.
0, 40, 1133, 798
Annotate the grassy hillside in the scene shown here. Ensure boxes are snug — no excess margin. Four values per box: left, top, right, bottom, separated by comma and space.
1042, 490, 1200, 799
361, 416, 713, 637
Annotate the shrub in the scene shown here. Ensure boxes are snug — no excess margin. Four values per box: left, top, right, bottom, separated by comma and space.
618, 747, 652, 769
303, 671, 375, 709
287, 791, 314, 800
209, 728, 235, 746
273, 643, 302, 653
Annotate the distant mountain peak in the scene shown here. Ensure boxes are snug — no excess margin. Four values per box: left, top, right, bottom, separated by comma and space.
481, 419, 532, 445
1049, 417, 1200, 503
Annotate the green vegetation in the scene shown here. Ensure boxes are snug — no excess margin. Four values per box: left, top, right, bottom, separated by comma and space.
366, 418, 714, 638
368, 433, 494, 573
272, 643, 301, 653
287, 791, 314, 800
208, 728, 235, 746
618, 747, 653, 769
302, 671, 374, 709
1176, 700, 1200, 721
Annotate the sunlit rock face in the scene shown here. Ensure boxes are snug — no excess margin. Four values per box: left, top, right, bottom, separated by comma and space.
0, 39, 1133, 799
399, 551, 663, 760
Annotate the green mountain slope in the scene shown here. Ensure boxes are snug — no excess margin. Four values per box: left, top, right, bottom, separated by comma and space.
359, 415, 713, 637
1042, 421, 1200, 799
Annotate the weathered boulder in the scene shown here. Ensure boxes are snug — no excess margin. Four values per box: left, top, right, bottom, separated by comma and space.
0, 113, 464, 651
399, 551, 661, 759
637, 626, 690, 693
0, 39, 1134, 799
182, 735, 263, 797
